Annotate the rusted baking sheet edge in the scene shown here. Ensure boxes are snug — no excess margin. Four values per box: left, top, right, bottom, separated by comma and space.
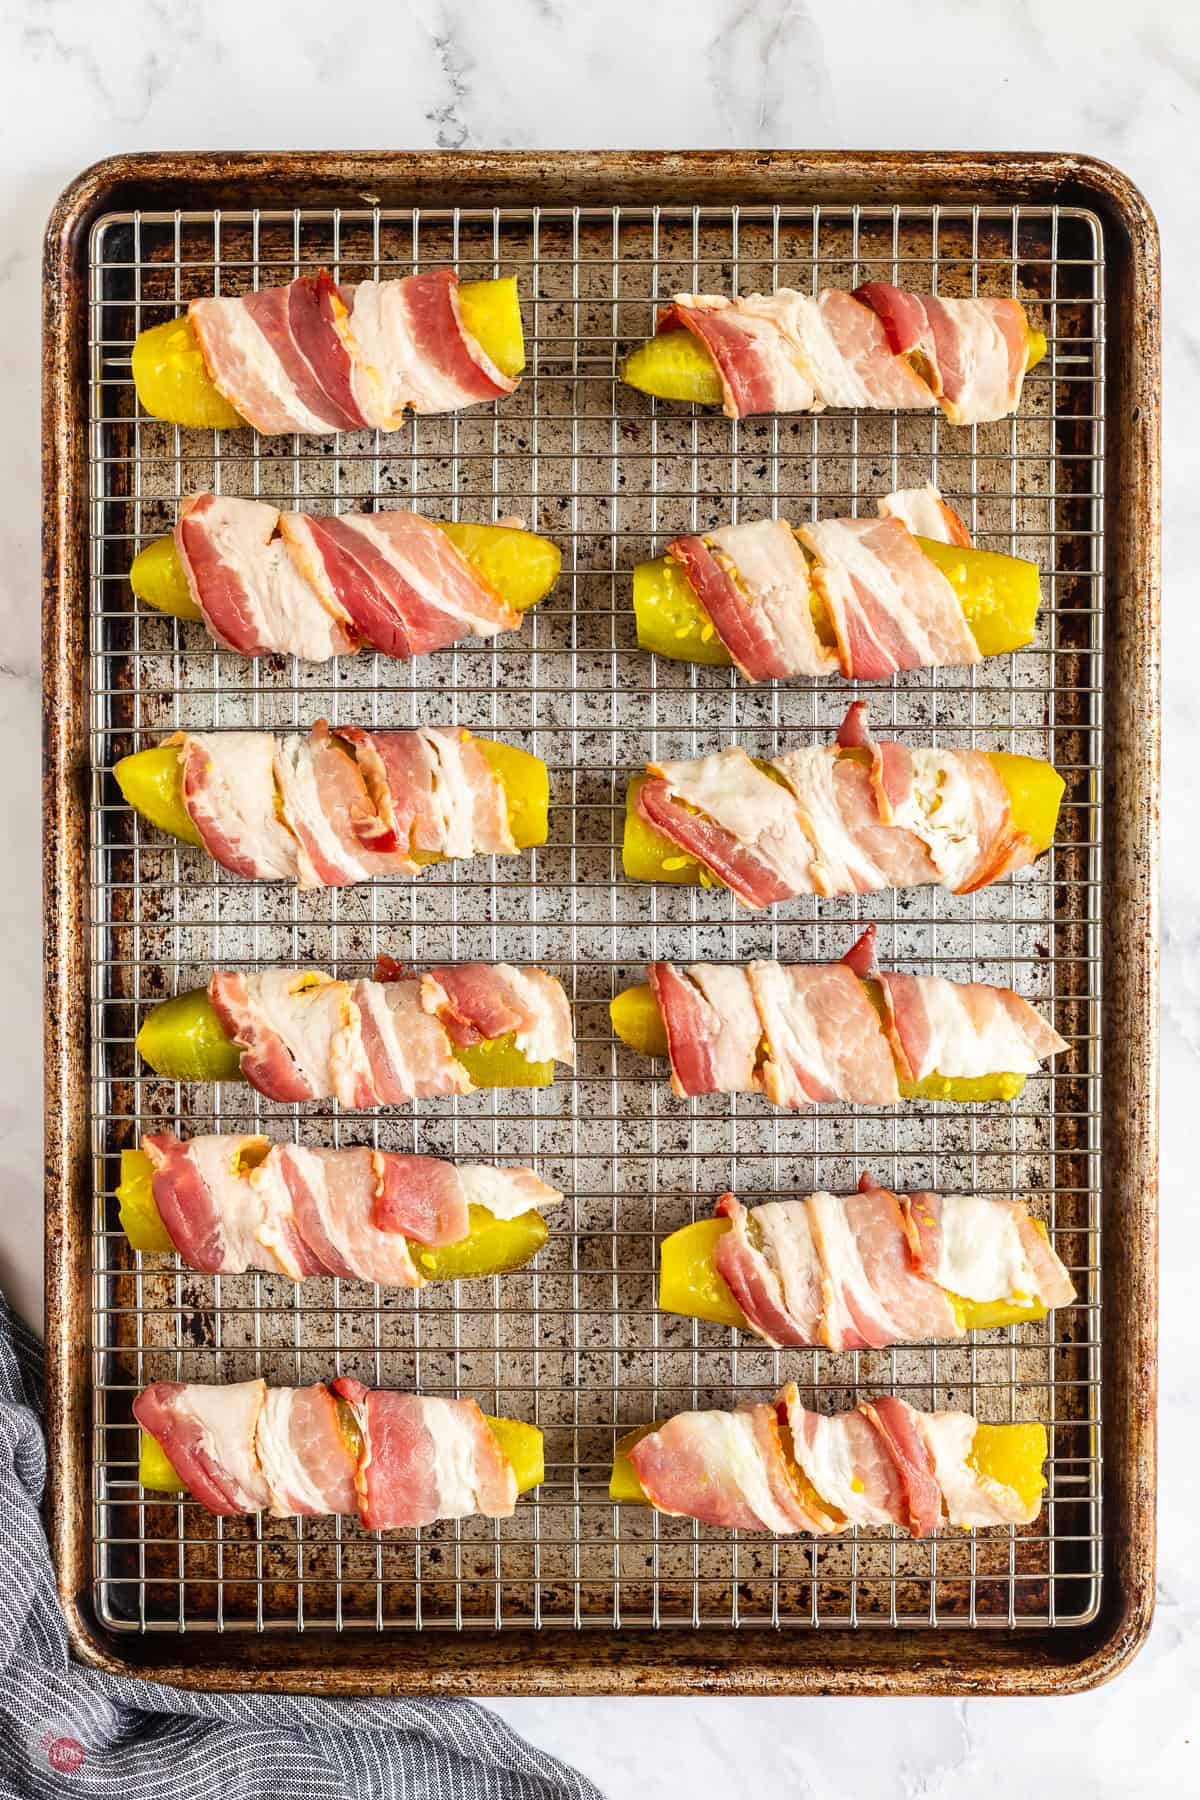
41, 149, 1160, 1698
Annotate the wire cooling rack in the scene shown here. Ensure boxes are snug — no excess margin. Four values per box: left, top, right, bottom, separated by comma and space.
86, 200, 1104, 1635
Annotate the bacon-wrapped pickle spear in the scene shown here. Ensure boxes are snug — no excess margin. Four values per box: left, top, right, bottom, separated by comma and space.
609, 926, 1065, 1109
622, 700, 1063, 907
137, 961, 575, 1100
622, 284, 1047, 423
657, 1179, 1074, 1345
116, 725, 548, 889
609, 1388, 1049, 1537
117, 1134, 560, 1286
132, 270, 525, 433
130, 498, 561, 664
632, 489, 1041, 679
135, 1378, 543, 1528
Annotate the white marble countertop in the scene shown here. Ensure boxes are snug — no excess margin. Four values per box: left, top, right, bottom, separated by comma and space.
0, 0, 1193, 1790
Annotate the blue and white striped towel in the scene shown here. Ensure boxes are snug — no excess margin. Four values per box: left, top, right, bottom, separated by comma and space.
0, 1291, 601, 1800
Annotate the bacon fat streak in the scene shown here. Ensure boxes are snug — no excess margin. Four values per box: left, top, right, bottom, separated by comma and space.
133, 1378, 521, 1526
627, 1385, 1044, 1535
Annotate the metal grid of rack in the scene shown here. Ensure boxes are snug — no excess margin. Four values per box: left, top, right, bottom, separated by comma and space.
86, 200, 1104, 1634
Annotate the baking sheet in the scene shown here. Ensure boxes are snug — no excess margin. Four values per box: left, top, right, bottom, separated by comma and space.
43, 152, 1158, 1695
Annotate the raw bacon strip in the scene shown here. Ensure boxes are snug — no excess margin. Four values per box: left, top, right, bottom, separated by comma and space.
273, 726, 396, 889
713, 1194, 824, 1347
135, 1378, 525, 1527
910, 1191, 1075, 1312
667, 521, 833, 682
256, 1384, 360, 1516
457, 1164, 563, 1220
747, 960, 899, 1108
239, 279, 367, 433
638, 745, 818, 907
423, 964, 575, 1067
778, 742, 936, 896
853, 285, 1029, 425
189, 292, 335, 436
657, 296, 817, 417
275, 1146, 421, 1286
709, 1188, 1072, 1349
190, 269, 516, 436
880, 744, 1024, 893
915, 1411, 1043, 1526
646, 963, 763, 1099
800, 515, 981, 680
859, 1395, 943, 1537
345, 270, 517, 427
796, 290, 939, 410
627, 1404, 825, 1532
336, 726, 439, 856
205, 964, 572, 1106
208, 970, 357, 1104
281, 509, 519, 659
737, 290, 939, 411
637, 775, 795, 907
288, 270, 367, 430
667, 533, 791, 681
351, 977, 473, 1103
782, 1390, 905, 1528
174, 725, 511, 890
133, 1379, 270, 1515
143, 1132, 329, 1279
331, 1380, 517, 1529
175, 493, 356, 660
337, 725, 514, 861
174, 722, 516, 889
177, 732, 299, 881
366, 1153, 471, 1245
807, 1187, 959, 1350
709, 520, 838, 677
879, 971, 1068, 1083
877, 483, 973, 547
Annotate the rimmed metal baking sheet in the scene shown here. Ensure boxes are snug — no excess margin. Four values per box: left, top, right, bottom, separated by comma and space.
43, 152, 1158, 1696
